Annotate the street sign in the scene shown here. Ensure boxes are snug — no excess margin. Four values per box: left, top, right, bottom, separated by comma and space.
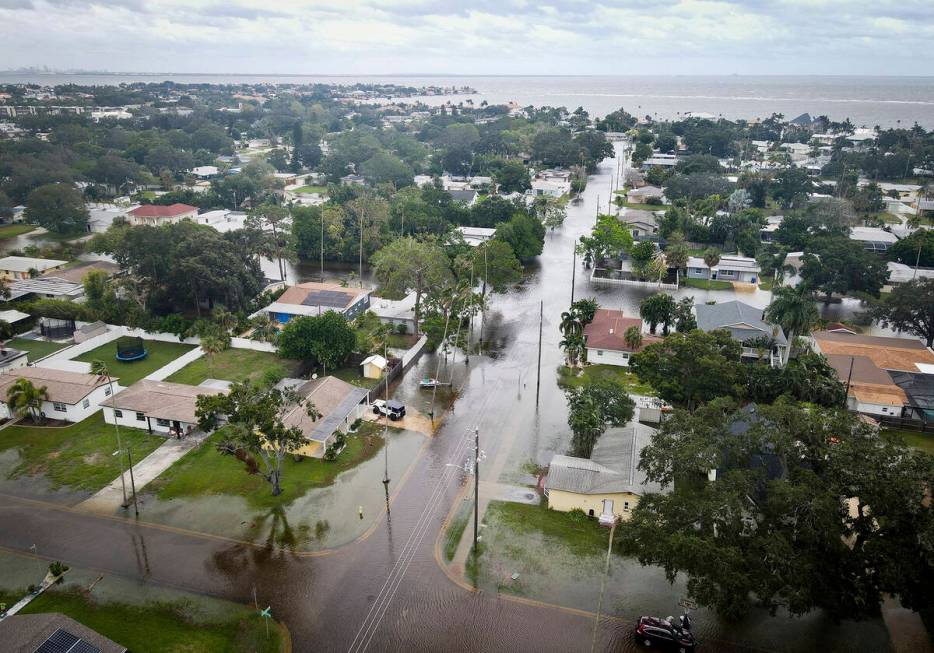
678, 597, 697, 610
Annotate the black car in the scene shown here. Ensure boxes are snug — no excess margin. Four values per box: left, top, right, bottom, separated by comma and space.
633, 615, 696, 652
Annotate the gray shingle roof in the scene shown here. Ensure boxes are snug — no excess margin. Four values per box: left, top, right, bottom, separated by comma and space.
695, 300, 787, 346
544, 424, 663, 496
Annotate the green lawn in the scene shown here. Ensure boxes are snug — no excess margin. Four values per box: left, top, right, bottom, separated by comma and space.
148, 422, 383, 509
0, 413, 163, 492
620, 201, 663, 211
557, 364, 655, 396
443, 500, 473, 562
759, 277, 776, 291
681, 277, 735, 290
292, 184, 328, 195
486, 501, 610, 558
881, 428, 934, 456
331, 364, 379, 389
6, 337, 70, 360
73, 338, 195, 386
166, 348, 301, 386
17, 588, 282, 653
0, 223, 36, 239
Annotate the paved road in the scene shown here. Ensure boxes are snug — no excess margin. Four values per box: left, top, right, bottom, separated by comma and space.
0, 145, 817, 652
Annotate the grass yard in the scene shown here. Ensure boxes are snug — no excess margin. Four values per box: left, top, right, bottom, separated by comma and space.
758, 277, 776, 291
292, 184, 328, 195
620, 201, 663, 211
17, 588, 282, 653
6, 337, 70, 360
73, 339, 195, 386
681, 277, 735, 290
0, 223, 36, 239
881, 428, 934, 456
557, 364, 655, 396
166, 348, 301, 386
0, 413, 163, 492
443, 499, 473, 562
486, 501, 610, 558
148, 422, 383, 509
331, 364, 379, 389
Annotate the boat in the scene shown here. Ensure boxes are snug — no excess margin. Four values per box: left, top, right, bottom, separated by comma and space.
419, 377, 450, 388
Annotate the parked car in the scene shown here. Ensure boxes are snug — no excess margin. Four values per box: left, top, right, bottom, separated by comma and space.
372, 399, 406, 421
633, 615, 695, 652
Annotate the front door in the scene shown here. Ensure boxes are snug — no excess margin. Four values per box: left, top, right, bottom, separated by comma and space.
602, 499, 614, 515
173, 420, 181, 431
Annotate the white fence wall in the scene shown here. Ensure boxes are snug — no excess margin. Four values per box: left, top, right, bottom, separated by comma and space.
145, 347, 205, 381
402, 335, 428, 369
230, 337, 277, 353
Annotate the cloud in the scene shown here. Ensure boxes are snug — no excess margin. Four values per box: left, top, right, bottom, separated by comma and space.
0, 0, 932, 74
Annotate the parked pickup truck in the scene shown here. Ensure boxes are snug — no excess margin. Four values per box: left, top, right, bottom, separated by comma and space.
372, 399, 406, 421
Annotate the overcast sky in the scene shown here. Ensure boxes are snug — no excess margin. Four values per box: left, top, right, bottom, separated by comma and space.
1, 0, 932, 76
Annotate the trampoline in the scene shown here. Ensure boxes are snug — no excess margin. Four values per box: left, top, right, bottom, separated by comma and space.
115, 336, 148, 361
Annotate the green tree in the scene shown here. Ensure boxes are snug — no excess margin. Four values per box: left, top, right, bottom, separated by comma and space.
24, 183, 89, 234
6, 377, 49, 424
801, 237, 889, 302
764, 285, 819, 353
492, 160, 531, 193
887, 229, 934, 268
196, 382, 309, 496
871, 278, 934, 347
639, 293, 676, 335
570, 297, 598, 325
469, 239, 522, 295
630, 330, 743, 411
247, 203, 294, 283
566, 378, 635, 458
771, 166, 812, 208
200, 334, 227, 378
360, 151, 414, 188
531, 195, 567, 231
277, 312, 356, 373
623, 325, 642, 351
371, 237, 453, 337
620, 401, 934, 621
494, 212, 545, 260
630, 241, 657, 280
702, 247, 720, 288
674, 296, 696, 332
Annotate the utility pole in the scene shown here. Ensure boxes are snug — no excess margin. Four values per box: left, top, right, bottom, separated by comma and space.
358, 200, 365, 288
914, 239, 922, 280
320, 209, 325, 283
844, 356, 855, 407
571, 244, 577, 304
473, 427, 480, 552
536, 300, 543, 406
382, 340, 390, 491
126, 445, 139, 517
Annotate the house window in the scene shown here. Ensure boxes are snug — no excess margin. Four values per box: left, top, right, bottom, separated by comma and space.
104, 386, 112, 396
156, 418, 170, 427
624, 501, 630, 511
719, 269, 735, 278
114, 409, 123, 418
597, 350, 604, 356
82, 399, 90, 409
53, 402, 66, 412
136, 412, 145, 421
622, 352, 630, 359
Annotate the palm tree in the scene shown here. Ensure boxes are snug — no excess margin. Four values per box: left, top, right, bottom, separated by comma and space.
200, 334, 226, 379
653, 249, 668, 287
764, 285, 819, 363
560, 333, 586, 367
624, 325, 643, 351
703, 248, 721, 289
250, 313, 277, 344
559, 311, 583, 338
6, 378, 48, 424
91, 359, 128, 509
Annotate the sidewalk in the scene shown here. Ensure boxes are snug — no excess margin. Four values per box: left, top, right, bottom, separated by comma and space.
76, 431, 209, 514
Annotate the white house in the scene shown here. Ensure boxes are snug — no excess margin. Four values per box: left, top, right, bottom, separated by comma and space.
190, 165, 220, 178
686, 255, 761, 284
102, 379, 226, 435
849, 226, 898, 254
369, 293, 418, 334
0, 367, 117, 423
583, 309, 661, 368
456, 226, 496, 247
0, 346, 28, 372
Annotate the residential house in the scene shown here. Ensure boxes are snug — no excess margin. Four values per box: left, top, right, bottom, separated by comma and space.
102, 379, 227, 435
695, 300, 788, 366
583, 309, 660, 367
0, 613, 127, 653
127, 203, 198, 226
885, 262, 934, 290
889, 371, 934, 423
0, 366, 117, 423
0, 345, 28, 372
257, 281, 370, 325
759, 215, 784, 243
45, 260, 119, 284
361, 354, 388, 379
278, 376, 370, 458
545, 424, 664, 524
456, 226, 496, 246
369, 292, 417, 333
626, 185, 664, 204
640, 153, 678, 170
86, 204, 132, 233
447, 189, 478, 206
0, 309, 32, 332
849, 226, 898, 254
0, 256, 67, 281
5, 277, 85, 302
618, 209, 658, 239
190, 165, 220, 178
686, 255, 761, 284
340, 174, 366, 186
812, 330, 934, 417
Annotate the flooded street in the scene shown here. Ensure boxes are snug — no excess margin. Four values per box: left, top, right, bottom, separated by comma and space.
0, 146, 899, 652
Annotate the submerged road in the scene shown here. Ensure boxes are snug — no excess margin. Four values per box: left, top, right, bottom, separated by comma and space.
0, 145, 760, 652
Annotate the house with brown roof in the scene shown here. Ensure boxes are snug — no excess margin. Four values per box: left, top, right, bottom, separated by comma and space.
0, 366, 116, 423
102, 379, 227, 435
258, 281, 371, 325
127, 203, 198, 226
583, 309, 661, 367
812, 330, 934, 417
278, 376, 370, 458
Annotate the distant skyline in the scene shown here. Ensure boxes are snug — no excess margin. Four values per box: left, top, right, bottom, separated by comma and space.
1, 0, 933, 77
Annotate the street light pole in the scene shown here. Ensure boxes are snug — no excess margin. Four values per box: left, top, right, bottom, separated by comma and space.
536, 300, 543, 406
571, 244, 577, 304
473, 427, 479, 552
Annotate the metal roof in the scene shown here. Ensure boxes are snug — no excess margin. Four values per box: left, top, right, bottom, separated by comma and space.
695, 300, 787, 346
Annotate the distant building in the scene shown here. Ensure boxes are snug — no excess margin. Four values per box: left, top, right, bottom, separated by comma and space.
618, 209, 658, 239
5, 277, 85, 302
127, 203, 198, 226
447, 189, 478, 206
456, 226, 496, 246
625, 185, 664, 204
258, 281, 370, 325
640, 153, 678, 170
849, 226, 898, 254
190, 165, 220, 178
0, 256, 68, 281
685, 255, 761, 284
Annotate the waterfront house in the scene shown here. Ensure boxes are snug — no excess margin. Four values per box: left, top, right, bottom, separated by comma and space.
127, 203, 198, 226
0, 256, 67, 281
618, 210, 658, 239
582, 309, 659, 367
5, 277, 85, 302
544, 424, 663, 524
257, 281, 370, 325
695, 300, 788, 367
369, 293, 417, 333
278, 376, 370, 458
102, 379, 227, 435
0, 366, 116, 423
686, 255, 760, 284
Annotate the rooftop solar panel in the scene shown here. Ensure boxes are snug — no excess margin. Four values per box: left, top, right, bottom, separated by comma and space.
302, 289, 354, 308
35, 629, 101, 653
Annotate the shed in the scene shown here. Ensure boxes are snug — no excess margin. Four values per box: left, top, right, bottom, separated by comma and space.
361, 354, 388, 379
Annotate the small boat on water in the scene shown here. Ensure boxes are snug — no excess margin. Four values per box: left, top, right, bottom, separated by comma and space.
419, 377, 451, 388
